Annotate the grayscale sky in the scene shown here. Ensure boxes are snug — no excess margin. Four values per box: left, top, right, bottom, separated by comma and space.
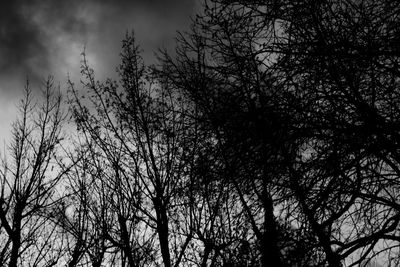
0, 0, 198, 142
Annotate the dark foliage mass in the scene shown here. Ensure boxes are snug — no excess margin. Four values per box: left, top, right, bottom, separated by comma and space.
0, 0, 399, 266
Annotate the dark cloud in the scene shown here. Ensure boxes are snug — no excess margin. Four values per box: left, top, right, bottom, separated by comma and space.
0, 0, 197, 90
0, 0, 87, 85
89, 0, 197, 68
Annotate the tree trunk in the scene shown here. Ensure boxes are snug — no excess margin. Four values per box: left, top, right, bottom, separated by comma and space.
154, 197, 171, 267
9, 210, 22, 267
9, 236, 20, 267
118, 215, 136, 267
261, 191, 283, 267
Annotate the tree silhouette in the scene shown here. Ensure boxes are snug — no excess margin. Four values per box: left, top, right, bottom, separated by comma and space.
69, 33, 202, 266
157, 0, 400, 266
0, 79, 69, 267
2, 0, 400, 266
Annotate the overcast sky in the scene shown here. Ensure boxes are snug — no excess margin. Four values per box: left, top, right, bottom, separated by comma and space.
0, 0, 199, 142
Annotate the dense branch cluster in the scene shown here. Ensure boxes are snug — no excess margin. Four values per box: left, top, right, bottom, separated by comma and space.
0, 0, 399, 266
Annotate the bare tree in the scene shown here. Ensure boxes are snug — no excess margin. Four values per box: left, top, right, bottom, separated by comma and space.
69, 33, 200, 267
157, 0, 400, 266
0, 78, 68, 267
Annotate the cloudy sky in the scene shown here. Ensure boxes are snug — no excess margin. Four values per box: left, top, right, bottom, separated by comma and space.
0, 0, 199, 141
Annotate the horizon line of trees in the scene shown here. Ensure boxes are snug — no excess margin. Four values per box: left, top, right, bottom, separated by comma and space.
0, 0, 399, 266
